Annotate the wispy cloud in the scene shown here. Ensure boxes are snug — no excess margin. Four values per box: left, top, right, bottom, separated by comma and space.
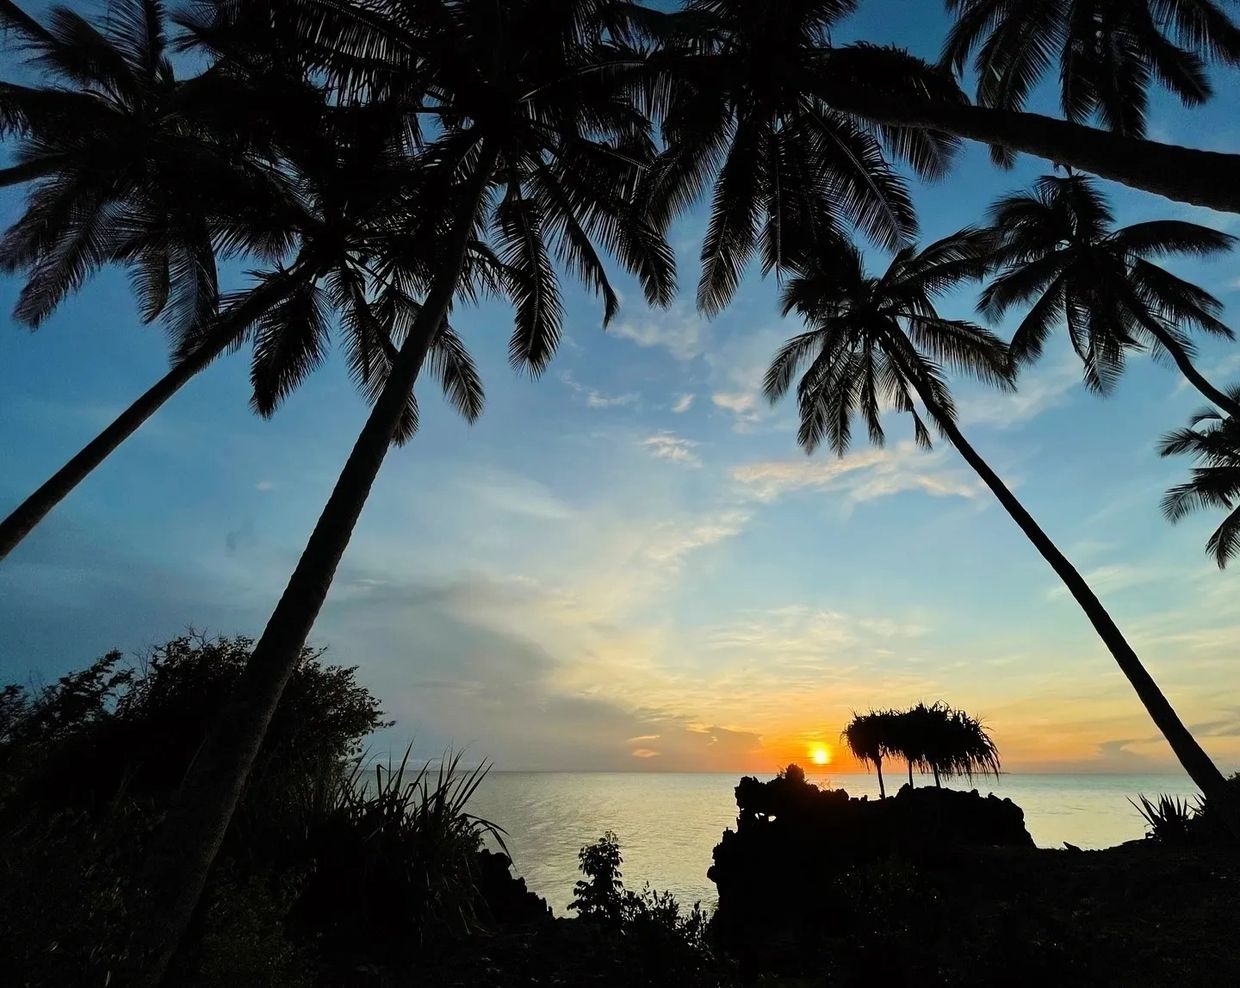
671, 393, 694, 414
731, 443, 982, 505
611, 302, 709, 361
560, 370, 640, 409
957, 358, 1080, 428
587, 390, 639, 408
712, 391, 763, 429
640, 432, 702, 467
643, 510, 749, 569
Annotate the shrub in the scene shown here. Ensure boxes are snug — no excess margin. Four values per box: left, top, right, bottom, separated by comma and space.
570, 833, 728, 986
1130, 793, 1198, 844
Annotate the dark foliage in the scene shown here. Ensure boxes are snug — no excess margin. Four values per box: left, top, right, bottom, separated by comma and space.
570, 831, 728, 987
0, 634, 539, 986
0, 635, 386, 820
982, 173, 1236, 402
944, 0, 1240, 150
1160, 393, 1240, 566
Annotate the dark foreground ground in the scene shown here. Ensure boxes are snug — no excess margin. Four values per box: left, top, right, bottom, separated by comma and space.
426, 840, 1240, 987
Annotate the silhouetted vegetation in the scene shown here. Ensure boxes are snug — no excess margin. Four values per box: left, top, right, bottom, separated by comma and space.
0, 636, 542, 986
708, 765, 1240, 986
1160, 394, 1240, 567
843, 703, 1000, 793
2, 0, 1240, 974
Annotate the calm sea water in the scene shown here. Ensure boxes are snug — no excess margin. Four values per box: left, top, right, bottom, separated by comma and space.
467, 772, 1199, 914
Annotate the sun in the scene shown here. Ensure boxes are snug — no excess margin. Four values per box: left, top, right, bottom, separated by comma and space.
810, 745, 831, 766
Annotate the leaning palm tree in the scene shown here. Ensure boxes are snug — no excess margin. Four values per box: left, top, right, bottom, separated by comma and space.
634, 0, 964, 316
0, 5, 489, 561
842, 710, 891, 798
1159, 390, 1240, 567
764, 231, 1239, 836
982, 173, 1240, 420
943, 0, 1240, 160
128, 0, 676, 980
0, 0, 313, 560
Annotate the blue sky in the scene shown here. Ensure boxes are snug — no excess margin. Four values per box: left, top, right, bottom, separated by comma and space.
2, 0, 1238, 773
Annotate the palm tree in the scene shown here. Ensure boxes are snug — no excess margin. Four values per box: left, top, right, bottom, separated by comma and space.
982, 173, 1240, 419
764, 231, 1239, 836
1159, 390, 1240, 567
128, 1, 676, 980
0, 5, 486, 561
0, 0, 311, 560
635, 0, 964, 315
943, 0, 1240, 159
842, 710, 891, 797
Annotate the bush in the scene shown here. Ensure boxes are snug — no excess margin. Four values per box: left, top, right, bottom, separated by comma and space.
570, 833, 728, 987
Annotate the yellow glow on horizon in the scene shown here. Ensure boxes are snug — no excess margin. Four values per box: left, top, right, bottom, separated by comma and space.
810, 745, 831, 766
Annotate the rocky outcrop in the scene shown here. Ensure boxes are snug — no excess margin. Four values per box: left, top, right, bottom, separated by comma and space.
708, 774, 1033, 965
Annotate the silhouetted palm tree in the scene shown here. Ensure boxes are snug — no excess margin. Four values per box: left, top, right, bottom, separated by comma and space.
0, 0, 306, 559
943, 0, 1240, 161
842, 710, 891, 797
0, 6, 485, 561
982, 174, 1240, 419
129, 1, 676, 980
765, 231, 1238, 833
635, 0, 963, 315
1160, 390, 1240, 567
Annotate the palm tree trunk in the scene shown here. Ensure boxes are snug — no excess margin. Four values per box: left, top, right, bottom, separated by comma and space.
1145, 325, 1240, 421
0, 275, 297, 563
821, 89, 1240, 214
876, 757, 885, 799
907, 762, 914, 788
932, 764, 941, 788
126, 151, 497, 987
919, 396, 1240, 838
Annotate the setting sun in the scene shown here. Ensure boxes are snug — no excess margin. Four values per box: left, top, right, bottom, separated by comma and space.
810, 745, 831, 766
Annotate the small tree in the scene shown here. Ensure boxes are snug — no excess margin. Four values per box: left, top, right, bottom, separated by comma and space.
873, 703, 1001, 789
842, 712, 891, 798
570, 831, 626, 926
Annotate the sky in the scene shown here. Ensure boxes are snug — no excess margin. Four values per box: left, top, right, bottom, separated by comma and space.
1, 0, 1239, 776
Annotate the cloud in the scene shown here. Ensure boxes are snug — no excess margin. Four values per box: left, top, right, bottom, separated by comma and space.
643, 510, 749, 570
671, 393, 694, 414
711, 391, 769, 431
611, 303, 709, 361
639, 432, 702, 467
587, 390, 639, 408
255, 480, 274, 492
957, 358, 1080, 428
730, 443, 982, 505
560, 371, 640, 410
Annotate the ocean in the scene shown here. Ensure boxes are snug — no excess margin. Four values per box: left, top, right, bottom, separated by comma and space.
467, 772, 1200, 915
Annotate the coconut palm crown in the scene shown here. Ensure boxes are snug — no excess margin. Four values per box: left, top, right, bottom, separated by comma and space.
943, 0, 1240, 154
634, 0, 967, 316
1160, 390, 1240, 567
981, 173, 1240, 418
764, 228, 1011, 454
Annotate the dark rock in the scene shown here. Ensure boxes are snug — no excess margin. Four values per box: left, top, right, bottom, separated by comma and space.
474, 848, 553, 927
